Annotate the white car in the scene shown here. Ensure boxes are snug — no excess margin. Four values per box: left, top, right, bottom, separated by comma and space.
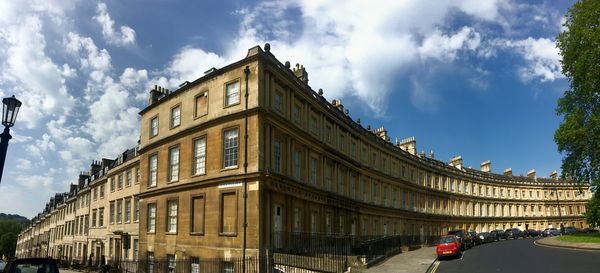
0, 260, 6, 272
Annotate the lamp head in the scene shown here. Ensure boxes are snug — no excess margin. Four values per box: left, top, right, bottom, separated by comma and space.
2, 95, 22, 127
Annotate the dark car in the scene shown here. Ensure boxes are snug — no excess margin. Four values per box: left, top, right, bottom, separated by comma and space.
505, 228, 524, 239
525, 229, 540, 237
468, 231, 481, 246
477, 232, 495, 244
448, 229, 473, 250
491, 229, 509, 240
564, 226, 578, 235
4, 258, 59, 273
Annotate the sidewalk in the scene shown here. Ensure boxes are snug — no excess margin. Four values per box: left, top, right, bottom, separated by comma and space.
361, 246, 437, 273
535, 236, 600, 251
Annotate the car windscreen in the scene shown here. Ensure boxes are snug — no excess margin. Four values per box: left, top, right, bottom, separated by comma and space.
11, 261, 57, 273
440, 236, 455, 243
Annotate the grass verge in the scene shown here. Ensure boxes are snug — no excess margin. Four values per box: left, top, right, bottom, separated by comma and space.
556, 233, 600, 243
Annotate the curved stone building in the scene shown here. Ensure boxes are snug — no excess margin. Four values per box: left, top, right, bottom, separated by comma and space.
17, 44, 591, 264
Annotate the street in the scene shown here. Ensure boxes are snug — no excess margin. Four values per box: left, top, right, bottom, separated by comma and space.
432, 238, 600, 273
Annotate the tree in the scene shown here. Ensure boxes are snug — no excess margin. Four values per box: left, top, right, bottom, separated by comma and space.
0, 220, 22, 258
555, 0, 600, 227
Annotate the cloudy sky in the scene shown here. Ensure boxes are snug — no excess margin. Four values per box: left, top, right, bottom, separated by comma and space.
0, 0, 575, 218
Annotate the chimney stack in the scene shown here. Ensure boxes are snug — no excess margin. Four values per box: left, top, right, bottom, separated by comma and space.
449, 156, 463, 170
374, 126, 390, 142
332, 99, 344, 112
480, 160, 491, 173
293, 63, 308, 84
397, 137, 417, 155
550, 170, 558, 180
148, 85, 169, 104
504, 168, 513, 176
429, 150, 435, 159
527, 169, 536, 180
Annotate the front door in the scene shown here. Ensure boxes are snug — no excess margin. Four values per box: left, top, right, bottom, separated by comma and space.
274, 205, 282, 248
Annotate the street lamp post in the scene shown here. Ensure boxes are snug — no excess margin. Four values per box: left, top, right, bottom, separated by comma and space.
0, 95, 22, 183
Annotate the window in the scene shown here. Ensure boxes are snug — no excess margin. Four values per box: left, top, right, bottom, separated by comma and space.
170, 105, 181, 128
193, 137, 206, 175
133, 239, 139, 261
100, 185, 105, 198
223, 128, 239, 168
134, 198, 139, 222
147, 252, 155, 273
150, 117, 158, 137
293, 103, 302, 124
294, 207, 303, 232
191, 195, 205, 234
126, 170, 132, 187
136, 167, 140, 184
274, 91, 283, 110
168, 146, 180, 182
220, 192, 237, 234
149, 154, 157, 187
190, 257, 200, 273
117, 200, 123, 223
93, 188, 98, 201
225, 81, 240, 106
92, 209, 97, 227
310, 114, 318, 134
293, 149, 301, 180
167, 255, 176, 272
147, 203, 156, 232
338, 167, 345, 195
195, 92, 208, 117
98, 207, 104, 226
309, 157, 317, 185
125, 198, 131, 223
167, 200, 178, 233
118, 174, 123, 189
274, 139, 282, 173
325, 125, 332, 143
324, 162, 332, 191
110, 177, 115, 192
109, 202, 115, 224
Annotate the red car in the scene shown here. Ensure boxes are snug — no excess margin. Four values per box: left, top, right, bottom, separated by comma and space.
436, 235, 462, 259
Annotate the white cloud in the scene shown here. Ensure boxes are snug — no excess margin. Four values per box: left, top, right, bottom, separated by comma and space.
16, 159, 32, 170
418, 27, 481, 62
503, 37, 563, 82
93, 2, 136, 46
0, 14, 75, 128
154, 0, 516, 114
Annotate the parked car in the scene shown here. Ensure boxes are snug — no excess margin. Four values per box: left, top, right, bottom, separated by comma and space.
468, 231, 481, 246
448, 229, 473, 250
564, 226, 579, 235
0, 260, 6, 273
582, 228, 599, 233
477, 232, 495, 244
543, 228, 561, 236
525, 229, 540, 237
505, 228, 524, 239
490, 229, 508, 241
436, 235, 462, 259
4, 258, 59, 273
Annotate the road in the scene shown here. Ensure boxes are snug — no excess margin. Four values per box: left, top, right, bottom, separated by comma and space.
431, 238, 600, 273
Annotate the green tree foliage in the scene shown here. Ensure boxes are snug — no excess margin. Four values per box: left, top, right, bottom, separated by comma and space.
0, 220, 22, 257
556, 0, 600, 227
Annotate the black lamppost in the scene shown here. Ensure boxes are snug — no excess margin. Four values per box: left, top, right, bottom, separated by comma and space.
0, 95, 22, 183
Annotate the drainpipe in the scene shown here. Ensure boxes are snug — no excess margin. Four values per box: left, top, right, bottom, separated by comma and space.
242, 65, 250, 273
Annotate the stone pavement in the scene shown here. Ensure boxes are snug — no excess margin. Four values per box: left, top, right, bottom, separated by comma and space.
535, 236, 600, 251
361, 246, 437, 273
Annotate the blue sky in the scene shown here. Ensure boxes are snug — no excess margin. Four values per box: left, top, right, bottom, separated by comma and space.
0, 0, 576, 217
